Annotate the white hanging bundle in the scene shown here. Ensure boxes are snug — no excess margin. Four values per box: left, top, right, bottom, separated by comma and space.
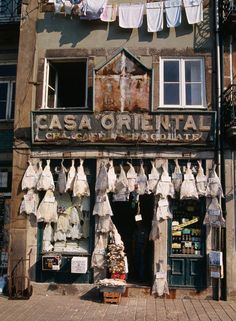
172, 159, 182, 195
107, 160, 117, 193
21, 160, 38, 191
137, 162, 148, 195
156, 163, 174, 198
37, 189, 58, 223
152, 267, 169, 297
56, 191, 72, 215
57, 160, 67, 194
126, 162, 137, 192
148, 160, 160, 193
91, 234, 106, 269
73, 159, 90, 197
69, 206, 80, 225
196, 160, 207, 197
180, 162, 198, 200
20, 189, 39, 216
155, 197, 172, 221
65, 159, 76, 192
37, 160, 55, 191
206, 165, 224, 198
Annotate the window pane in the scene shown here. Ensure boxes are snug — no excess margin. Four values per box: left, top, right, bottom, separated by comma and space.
164, 84, 180, 105
0, 65, 16, 77
0, 83, 8, 119
185, 61, 201, 82
164, 61, 179, 82
186, 84, 202, 105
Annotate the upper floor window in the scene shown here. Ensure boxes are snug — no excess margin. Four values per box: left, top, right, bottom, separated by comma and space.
0, 64, 16, 121
42, 59, 88, 109
160, 58, 206, 108
0, 0, 21, 19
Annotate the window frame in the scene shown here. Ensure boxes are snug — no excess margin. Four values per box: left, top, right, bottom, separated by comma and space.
42, 58, 89, 110
0, 79, 16, 121
159, 57, 206, 109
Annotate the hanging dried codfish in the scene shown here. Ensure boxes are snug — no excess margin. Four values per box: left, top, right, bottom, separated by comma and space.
96, 215, 113, 233
37, 160, 55, 191
37, 189, 58, 223
172, 159, 182, 195
107, 160, 117, 193
36, 160, 43, 183
137, 162, 148, 195
206, 165, 224, 198
70, 223, 83, 240
148, 160, 160, 193
113, 165, 129, 202
57, 160, 67, 194
93, 194, 113, 216
69, 206, 80, 225
56, 191, 72, 215
203, 197, 225, 227
65, 159, 76, 192
42, 223, 54, 252
22, 160, 38, 191
126, 162, 137, 192
95, 163, 109, 195
20, 189, 39, 216
180, 162, 198, 200
156, 163, 174, 198
196, 160, 207, 197
73, 159, 90, 197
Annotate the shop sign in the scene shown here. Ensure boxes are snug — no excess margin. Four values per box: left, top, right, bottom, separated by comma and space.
32, 111, 215, 145
71, 257, 88, 274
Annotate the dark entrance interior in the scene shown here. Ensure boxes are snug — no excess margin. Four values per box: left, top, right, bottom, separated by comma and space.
110, 193, 154, 285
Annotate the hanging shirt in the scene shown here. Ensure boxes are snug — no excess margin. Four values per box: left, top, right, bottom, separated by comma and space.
165, 0, 182, 28
100, 4, 117, 22
146, 2, 164, 32
80, 0, 106, 20
183, 0, 203, 24
118, 3, 144, 29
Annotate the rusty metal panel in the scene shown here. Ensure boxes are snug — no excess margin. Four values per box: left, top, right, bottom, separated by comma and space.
95, 50, 151, 112
32, 111, 216, 146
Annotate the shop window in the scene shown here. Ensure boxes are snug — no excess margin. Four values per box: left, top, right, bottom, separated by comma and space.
0, 172, 8, 188
159, 58, 206, 108
42, 59, 88, 109
0, 64, 16, 121
0, 0, 21, 18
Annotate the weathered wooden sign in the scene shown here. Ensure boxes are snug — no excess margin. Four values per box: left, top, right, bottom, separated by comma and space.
32, 111, 216, 145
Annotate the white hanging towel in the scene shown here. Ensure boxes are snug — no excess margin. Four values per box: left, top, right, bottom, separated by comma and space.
66, 160, 76, 192
119, 3, 144, 29
100, 3, 117, 22
81, 0, 106, 20
146, 2, 164, 32
37, 160, 55, 191
183, 0, 203, 24
73, 160, 90, 197
22, 161, 38, 191
165, 0, 182, 28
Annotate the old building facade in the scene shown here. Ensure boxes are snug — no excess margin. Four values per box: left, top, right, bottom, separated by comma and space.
8, 0, 236, 300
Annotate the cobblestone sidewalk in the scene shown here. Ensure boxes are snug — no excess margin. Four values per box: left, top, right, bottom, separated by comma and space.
0, 292, 236, 321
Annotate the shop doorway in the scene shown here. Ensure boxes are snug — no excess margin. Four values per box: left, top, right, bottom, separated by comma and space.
111, 193, 154, 285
